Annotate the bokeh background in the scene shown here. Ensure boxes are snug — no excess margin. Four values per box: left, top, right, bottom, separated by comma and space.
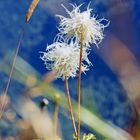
0, 0, 140, 140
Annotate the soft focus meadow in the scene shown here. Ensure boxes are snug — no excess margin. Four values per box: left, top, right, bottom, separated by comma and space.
0, 0, 140, 140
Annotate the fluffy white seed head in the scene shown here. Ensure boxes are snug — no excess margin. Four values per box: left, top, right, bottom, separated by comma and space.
40, 42, 91, 79
57, 4, 109, 47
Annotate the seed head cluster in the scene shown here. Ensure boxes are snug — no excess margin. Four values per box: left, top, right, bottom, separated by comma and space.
57, 4, 109, 47
40, 42, 91, 79
40, 3, 109, 79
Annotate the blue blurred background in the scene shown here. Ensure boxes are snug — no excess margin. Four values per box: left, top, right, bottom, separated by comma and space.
0, 0, 140, 139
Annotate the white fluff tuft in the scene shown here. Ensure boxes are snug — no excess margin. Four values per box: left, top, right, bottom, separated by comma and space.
57, 4, 109, 47
40, 41, 91, 79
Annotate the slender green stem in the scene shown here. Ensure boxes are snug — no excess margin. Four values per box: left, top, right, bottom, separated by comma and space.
65, 76, 77, 136
54, 102, 59, 140
77, 34, 83, 140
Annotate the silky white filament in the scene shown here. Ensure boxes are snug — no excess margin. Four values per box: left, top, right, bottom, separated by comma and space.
40, 41, 91, 79
57, 4, 109, 47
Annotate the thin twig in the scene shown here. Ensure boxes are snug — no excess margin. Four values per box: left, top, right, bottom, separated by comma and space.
65, 76, 77, 136
54, 102, 59, 140
77, 34, 83, 140
0, 23, 26, 119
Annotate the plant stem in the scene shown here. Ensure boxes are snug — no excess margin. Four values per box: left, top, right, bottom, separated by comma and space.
54, 102, 59, 140
0, 23, 26, 119
65, 76, 77, 136
77, 34, 83, 140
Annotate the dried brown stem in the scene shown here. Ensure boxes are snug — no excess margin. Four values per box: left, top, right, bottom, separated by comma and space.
0, 23, 26, 119
65, 76, 77, 136
77, 34, 83, 140
54, 102, 59, 140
